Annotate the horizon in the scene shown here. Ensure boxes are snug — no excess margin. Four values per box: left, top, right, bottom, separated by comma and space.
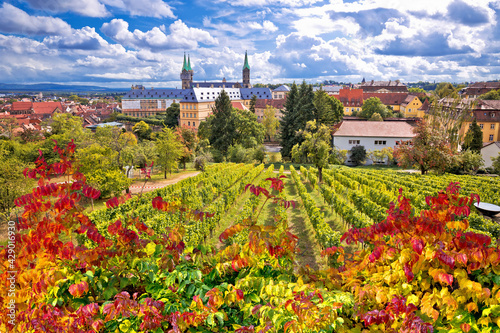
0, 0, 499, 88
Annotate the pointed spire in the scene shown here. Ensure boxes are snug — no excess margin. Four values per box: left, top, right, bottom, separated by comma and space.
243, 50, 250, 70
182, 53, 188, 71
187, 54, 192, 71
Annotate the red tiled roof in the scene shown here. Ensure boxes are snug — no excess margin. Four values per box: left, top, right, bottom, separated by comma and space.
255, 98, 285, 109
418, 99, 430, 111
32, 102, 63, 115
333, 120, 415, 138
231, 101, 247, 110
11, 101, 33, 111
363, 93, 409, 105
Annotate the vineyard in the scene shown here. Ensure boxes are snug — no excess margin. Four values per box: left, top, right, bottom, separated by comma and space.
3, 143, 500, 332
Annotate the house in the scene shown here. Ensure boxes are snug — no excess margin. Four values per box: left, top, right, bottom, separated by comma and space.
359, 80, 408, 93
461, 82, 500, 99
337, 88, 363, 115
481, 141, 500, 169
458, 100, 500, 144
332, 121, 415, 165
10, 101, 63, 120
272, 85, 290, 99
254, 98, 285, 121
400, 95, 424, 118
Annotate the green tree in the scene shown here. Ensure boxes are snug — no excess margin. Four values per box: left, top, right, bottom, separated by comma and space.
176, 126, 198, 169
434, 82, 458, 99
479, 89, 500, 100
0, 117, 20, 139
291, 120, 331, 183
394, 119, 454, 174
75, 143, 130, 197
209, 90, 236, 156
331, 147, 348, 165
279, 82, 299, 158
133, 121, 152, 141
368, 112, 383, 121
368, 147, 393, 164
349, 145, 367, 166
233, 109, 265, 148
45, 113, 88, 142
155, 127, 183, 178
462, 118, 483, 153
295, 81, 316, 133
121, 141, 157, 176
262, 105, 279, 142
313, 89, 343, 125
492, 153, 500, 174
164, 102, 180, 128
360, 97, 392, 119
448, 150, 483, 175
0, 150, 33, 215
249, 95, 257, 113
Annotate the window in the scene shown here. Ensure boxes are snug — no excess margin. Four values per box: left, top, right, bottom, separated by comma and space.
188, 121, 191, 126
375, 140, 387, 145
409, 109, 412, 112
182, 113, 185, 118
491, 124, 495, 129
349, 140, 360, 145
490, 134, 494, 141
480, 124, 484, 129
193, 121, 195, 127
194, 105, 196, 110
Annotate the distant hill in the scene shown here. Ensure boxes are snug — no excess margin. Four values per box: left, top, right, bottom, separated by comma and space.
0, 83, 129, 93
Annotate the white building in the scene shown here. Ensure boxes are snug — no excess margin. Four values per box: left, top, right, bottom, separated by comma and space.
481, 141, 500, 168
332, 121, 415, 165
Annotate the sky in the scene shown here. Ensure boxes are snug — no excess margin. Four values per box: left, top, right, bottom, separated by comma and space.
0, 0, 500, 88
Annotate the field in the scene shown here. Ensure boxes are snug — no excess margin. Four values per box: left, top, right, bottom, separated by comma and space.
89, 162, 500, 268
5, 159, 500, 332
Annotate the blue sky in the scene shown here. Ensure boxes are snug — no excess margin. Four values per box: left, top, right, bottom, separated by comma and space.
0, 0, 499, 88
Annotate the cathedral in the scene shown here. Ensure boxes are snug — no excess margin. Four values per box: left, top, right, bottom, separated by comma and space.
121, 51, 271, 130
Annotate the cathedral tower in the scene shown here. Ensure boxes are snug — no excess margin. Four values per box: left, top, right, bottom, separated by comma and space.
180, 53, 193, 89
242, 51, 251, 88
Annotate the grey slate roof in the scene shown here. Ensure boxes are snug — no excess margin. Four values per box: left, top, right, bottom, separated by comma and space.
240, 88, 272, 99
181, 88, 241, 103
124, 88, 186, 99
273, 85, 290, 92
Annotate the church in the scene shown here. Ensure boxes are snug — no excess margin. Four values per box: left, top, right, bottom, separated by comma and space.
122, 52, 271, 129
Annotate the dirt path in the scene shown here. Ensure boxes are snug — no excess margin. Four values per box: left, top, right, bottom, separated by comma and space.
128, 171, 200, 194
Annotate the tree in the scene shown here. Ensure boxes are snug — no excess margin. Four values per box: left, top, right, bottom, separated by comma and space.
209, 90, 236, 156
313, 89, 343, 125
155, 127, 183, 178
291, 120, 331, 183
349, 145, 367, 166
434, 82, 459, 99
279, 82, 299, 158
448, 150, 483, 175
0, 117, 19, 139
262, 105, 279, 141
0, 150, 33, 215
479, 89, 500, 100
368, 147, 393, 164
164, 102, 180, 128
133, 121, 152, 141
394, 119, 454, 174
462, 118, 483, 153
233, 109, 265, 148
75, 143, 131, 197
492, 153, 500, 174
331, 147, 348, 165
368, 112, 383, 121
176, 126, 198, 169
360, 97, 392, 119
121, 141, 157, 176
249, 95, 257, 113
294, 81, 316, 134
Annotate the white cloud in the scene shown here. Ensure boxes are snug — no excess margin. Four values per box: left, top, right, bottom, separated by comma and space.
43, 27, 109, 50
21, 0, 109, 18
214, 0, 322, 7
0, 3, 72, 35
100, 0, 175, 18
101, 19, 218, 51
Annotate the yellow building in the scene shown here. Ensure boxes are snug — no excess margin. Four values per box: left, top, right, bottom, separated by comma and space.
400, 95, 425, 118
459, 100, 500, 143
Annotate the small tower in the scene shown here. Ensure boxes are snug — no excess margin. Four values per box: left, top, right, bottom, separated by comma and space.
242, 51, 251, 88
180, 53, 193, 89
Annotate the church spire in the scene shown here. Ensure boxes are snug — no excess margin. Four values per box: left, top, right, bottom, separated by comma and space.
187, 54, 192, 71
243, 50, 250, 70
182, 53, 188, 71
